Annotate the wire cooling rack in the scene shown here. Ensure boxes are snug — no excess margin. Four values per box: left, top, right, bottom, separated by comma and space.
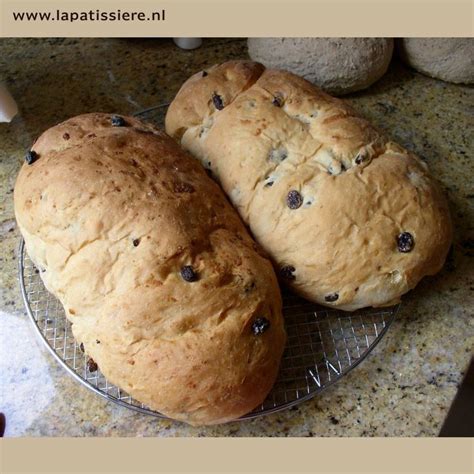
19, 239, 398, 420
18, 103, 398, 420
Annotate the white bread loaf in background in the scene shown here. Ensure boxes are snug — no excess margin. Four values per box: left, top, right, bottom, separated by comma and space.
166, 61, 452, 311
398, 38, 474, 84
247, 38, 393, 95
14, 113, 286, 425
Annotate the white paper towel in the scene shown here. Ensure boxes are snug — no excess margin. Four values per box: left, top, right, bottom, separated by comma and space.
0, 84, 18, 122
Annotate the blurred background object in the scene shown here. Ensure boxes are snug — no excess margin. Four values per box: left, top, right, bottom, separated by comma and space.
173, 38, 202, 50
0, 83, 18, 122
397, 38, 474, 85
0, 413, 5, 437
247, 37, 394, 95
439, 357, 474, 437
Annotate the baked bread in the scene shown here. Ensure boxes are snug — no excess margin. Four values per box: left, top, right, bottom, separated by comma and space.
14, 113, 286, 425
247, 38, 394, 95
166, 61, 452, 311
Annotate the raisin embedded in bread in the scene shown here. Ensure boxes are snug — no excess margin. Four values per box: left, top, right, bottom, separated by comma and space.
14, 113, 286, 425
166, 61, 452, 311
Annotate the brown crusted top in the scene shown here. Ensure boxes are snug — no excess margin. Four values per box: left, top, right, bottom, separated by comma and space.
14, 113, 285, 425
166, 61, 453, 310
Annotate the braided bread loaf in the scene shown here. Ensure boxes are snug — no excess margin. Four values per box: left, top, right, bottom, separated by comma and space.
166, 61, 452, 311
14, 113, 285, 425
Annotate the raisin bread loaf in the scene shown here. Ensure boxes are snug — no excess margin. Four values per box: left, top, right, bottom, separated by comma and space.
166, 61, 452, 311
14, 113, 285, 425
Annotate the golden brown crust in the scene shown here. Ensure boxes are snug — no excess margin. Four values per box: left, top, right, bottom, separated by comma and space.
166, 61, 453, 311
14, 113, 285, 425
166, 60, 265, 140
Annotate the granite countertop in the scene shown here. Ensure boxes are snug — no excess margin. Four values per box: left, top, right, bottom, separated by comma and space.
1, 38, 473, 437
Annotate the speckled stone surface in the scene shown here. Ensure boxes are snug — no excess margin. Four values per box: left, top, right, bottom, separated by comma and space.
0, 38, 473, 437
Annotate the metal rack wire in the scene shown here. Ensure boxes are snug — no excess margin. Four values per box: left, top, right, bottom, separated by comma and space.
19, 239, 398, 420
